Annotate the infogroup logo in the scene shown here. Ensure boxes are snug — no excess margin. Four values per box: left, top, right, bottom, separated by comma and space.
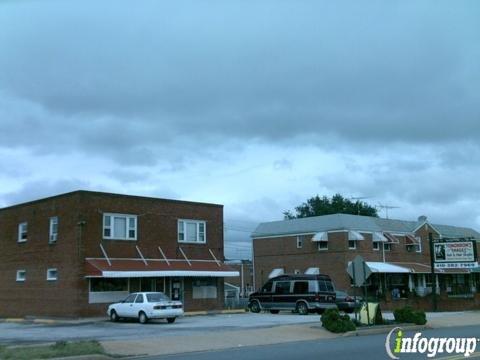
385, 327, 478, 359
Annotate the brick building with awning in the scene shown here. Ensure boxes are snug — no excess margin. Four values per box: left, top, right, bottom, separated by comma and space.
0, 191, 239, 317
252, 213, 480, 311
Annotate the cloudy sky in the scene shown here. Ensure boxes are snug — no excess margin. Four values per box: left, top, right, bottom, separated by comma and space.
1, 0, 479, 259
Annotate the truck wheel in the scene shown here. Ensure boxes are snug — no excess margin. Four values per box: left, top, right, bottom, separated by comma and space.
296, 302, 309, 315
250, 301, 261, 313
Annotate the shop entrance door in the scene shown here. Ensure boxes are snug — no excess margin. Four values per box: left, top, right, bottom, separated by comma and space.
170, 278, 184, 301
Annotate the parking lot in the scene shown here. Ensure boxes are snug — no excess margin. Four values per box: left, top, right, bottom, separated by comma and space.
0, 312, 322, 345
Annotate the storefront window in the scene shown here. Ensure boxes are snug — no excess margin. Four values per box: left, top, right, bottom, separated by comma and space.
90, 278, 128, 292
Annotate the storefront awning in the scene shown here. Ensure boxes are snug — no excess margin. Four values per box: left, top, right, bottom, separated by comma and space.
391, 262, 431, 273
85, 258, 239, 278
365, 262, 411, 273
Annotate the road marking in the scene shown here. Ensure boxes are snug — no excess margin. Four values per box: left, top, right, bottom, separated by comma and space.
436, 352, 480, 360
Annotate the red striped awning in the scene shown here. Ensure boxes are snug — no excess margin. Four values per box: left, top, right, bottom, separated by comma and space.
85, 258, 239, 278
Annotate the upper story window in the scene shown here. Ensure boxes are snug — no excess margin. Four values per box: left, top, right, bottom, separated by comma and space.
178, 219, 206, 243
348, 240, 357, 250
318, 241, 328, 251
383, 243, 392, 251
296, 236, 303, 249
16, 270, 26, 282
103, 213, 137, 241
49, 217, 58, 243
373, 241, 380, 251
47, 268, 58, 281
18, 222, 28, 243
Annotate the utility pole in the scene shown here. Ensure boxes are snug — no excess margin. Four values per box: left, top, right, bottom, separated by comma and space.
428, 232, 437, 312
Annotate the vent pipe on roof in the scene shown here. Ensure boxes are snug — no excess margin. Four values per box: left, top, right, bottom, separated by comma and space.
418, 215, 428, 222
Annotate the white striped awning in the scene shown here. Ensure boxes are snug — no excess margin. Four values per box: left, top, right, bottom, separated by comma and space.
365, 262, 410, 273
348, 230, 365, 241
268, 268, 285, 278
305, 267, 320, 275
312, 231, 329, 242
372, 232, 388, 242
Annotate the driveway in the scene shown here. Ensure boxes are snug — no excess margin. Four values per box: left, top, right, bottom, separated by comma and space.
0, 312, 321, 345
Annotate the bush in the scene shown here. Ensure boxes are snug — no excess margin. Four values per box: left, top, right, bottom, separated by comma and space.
393, 306, 427, 325
321, 308, 356, 333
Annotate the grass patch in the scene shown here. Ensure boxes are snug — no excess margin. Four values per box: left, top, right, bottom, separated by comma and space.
0, 340, 105, 360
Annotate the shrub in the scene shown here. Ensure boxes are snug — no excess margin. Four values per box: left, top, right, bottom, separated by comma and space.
393, 306, 427, 325
321, 308, 356, 333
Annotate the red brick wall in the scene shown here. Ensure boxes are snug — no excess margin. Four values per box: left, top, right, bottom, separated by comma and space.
0, 191, 226, 317
253, 225, 480, 295
0, 193, 85, 317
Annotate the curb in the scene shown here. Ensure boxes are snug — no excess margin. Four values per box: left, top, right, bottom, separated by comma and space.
0, 310, 247, 325
343, 323, 431, 337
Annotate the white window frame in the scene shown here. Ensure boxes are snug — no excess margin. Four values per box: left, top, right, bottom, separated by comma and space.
383, 243, 392, 252
178, 219, 206, 244
348, 240, 357, 250
47, 268, 58, 281
49, 217, 58, 243
317, 241, 328, 251
416, 236, 422, 253
373, 241, 380, 251
16, 270, 26, 282
103, 213, 137, 241
18, 222, 28, 243
296, 236, 303, 249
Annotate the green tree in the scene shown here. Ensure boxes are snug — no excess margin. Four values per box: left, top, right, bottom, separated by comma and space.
283, 194, 378, 219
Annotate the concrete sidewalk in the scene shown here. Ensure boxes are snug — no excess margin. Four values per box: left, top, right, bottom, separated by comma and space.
102, 323, 337, 357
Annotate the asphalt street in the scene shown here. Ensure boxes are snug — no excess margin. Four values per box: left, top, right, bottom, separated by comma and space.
142, 325, 480, 360
0, 313, 320, 345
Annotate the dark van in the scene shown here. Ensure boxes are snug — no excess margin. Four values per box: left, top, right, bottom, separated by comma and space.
248, 274, 337, 315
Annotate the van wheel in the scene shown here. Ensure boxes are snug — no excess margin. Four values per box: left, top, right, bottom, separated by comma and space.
167, 317, 176, 324
139, 312, 148, 324
296, 302, 309, 315
250, 301, 261, 313
110, 310, 119, 322
270, 310, 279, 314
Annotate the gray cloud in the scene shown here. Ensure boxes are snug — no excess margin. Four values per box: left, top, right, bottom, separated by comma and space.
1, 0, 480, 256
0, 179, 94, 208
1, 0, 479, 152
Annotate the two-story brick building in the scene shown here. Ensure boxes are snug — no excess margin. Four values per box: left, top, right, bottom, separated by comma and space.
252, 213, 480, 311
0, 190, 238, 318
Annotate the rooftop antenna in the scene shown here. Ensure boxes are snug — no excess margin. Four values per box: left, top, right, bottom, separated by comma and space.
350, 196, 372, 215
377, 203, 400, 219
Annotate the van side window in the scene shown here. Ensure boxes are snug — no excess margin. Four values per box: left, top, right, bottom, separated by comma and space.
274, 281, 291, 294
325, 280, 334, 292
318, 280, 327, 292
293, 281, 308, 294
261, 281, 273, 293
